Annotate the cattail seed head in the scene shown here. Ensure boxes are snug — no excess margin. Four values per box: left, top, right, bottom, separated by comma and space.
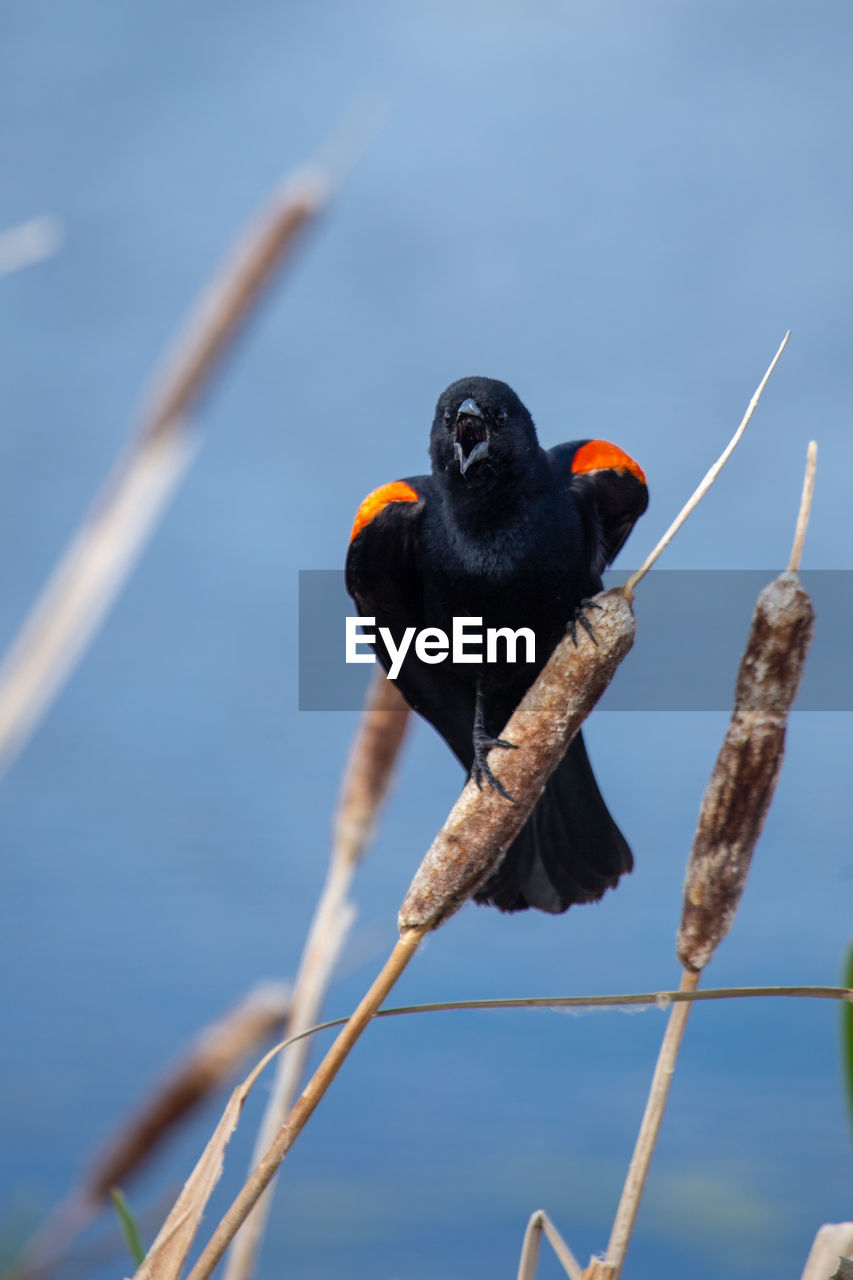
677, 572, 814, 971
399, 588, 636, 933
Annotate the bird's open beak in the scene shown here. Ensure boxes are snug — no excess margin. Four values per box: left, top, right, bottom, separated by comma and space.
454, 398, 490, 476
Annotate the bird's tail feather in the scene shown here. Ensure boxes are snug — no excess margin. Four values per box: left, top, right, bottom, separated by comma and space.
473, 730, 633, 913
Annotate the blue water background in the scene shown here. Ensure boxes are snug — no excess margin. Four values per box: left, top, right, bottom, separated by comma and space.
1, 3, 851, 1277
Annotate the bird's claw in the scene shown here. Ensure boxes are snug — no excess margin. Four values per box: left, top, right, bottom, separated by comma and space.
471, 734, 518, 802
472, 679, 518, 801
566, 598, 601, 647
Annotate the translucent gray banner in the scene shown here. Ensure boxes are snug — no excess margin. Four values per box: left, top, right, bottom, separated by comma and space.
297, 570, 852, 711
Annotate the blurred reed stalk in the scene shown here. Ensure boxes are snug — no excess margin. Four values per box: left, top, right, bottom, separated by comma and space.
1, 103, 384, 1280
584, 442, 818, 1280
135, 335, 790, 1280
7, 984, 290, 1280
145, 589, 639, 1280
799, 1225, 853, 1280
0, 159, 332, 779
518, 1210, 584, 1280
221, 672, 410, 1280
0, 215, 62, 278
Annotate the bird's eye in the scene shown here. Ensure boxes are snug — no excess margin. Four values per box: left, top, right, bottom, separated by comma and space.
496, 408, 508, 424
443, 408, 452, 426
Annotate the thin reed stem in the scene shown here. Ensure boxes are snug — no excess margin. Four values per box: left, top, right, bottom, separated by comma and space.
624, 332, 789, 598
590, 969, 700, 1280
789, 441, 818, 572
182, 928, 426, 1280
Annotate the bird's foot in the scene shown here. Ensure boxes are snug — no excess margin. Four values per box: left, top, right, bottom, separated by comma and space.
566, 598, 601, 647
471, 734, 518, 802
472, 678, 518, 801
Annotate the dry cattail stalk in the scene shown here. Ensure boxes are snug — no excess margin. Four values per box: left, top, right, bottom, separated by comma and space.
174, 927, 427, 1280
402, 332, 790, 934
624, 331, 789, 597
86, 983, 290, 1198
0, 166, 330, 779
371, 983, 852, 1019
180, 982, 850, 1060
9, 983, 289, 1280
400, 588, 636, 931
789, 441, 818, 574
679, 442, 817, 972
137, 169, 328, 444
333, 671, 411, 867
677, 569, 815, 970
403, 334, 792, 934
222, 672, 409, 1280
588, 969, 700, 1280
589, 442, 818, 1280
131, 1031, 290, 1280
141, 340, 794, 1280
517, 1210, 584, 1280
800, 1223, 853, 1280
173, 597, 637, 1280
0, 214, 63, 278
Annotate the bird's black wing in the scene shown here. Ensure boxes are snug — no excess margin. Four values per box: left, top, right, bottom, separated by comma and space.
549, 439, 649, 574
471, 437, 647, 913
345, 476, 476, 766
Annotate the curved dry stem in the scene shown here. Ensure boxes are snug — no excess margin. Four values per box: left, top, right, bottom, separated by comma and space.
789, 440, 818, 572
0, 164, 331, 779
180, 930, 426, 1280
624, 331, 789, 598
800, 1223, 853, 1280
222, 673, 409, 1280
7, 985, 289, 1280
139, 336, 801, 1280
128, 980, 850, 1280
274, 983, 853, 1050
0, 214, 62, 278
517, 1210, 584, 1280
595, 969, 700, 1280
144, 595, 639, 1280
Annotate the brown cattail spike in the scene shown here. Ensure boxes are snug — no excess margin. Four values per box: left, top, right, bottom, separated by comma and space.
677, 571, 815, 971
87, 983, 291, 1200
333, 671, 410, 868
399, 588, 636, 933
7, 984, 290, 1280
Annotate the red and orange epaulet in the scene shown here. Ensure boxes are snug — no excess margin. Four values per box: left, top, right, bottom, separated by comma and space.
349, 481, 420, 543
571, 440, 646, 485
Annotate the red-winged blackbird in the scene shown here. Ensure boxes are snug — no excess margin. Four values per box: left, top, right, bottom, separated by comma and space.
345, 377, 648, 913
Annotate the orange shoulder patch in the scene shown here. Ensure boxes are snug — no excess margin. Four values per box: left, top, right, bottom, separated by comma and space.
350, 481, 419, 543
571, 440, 646, 485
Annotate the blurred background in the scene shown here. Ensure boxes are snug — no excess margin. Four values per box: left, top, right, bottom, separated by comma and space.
1, 2, 851, 1277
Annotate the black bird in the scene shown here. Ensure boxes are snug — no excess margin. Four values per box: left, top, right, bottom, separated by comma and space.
345, 377, 648, 913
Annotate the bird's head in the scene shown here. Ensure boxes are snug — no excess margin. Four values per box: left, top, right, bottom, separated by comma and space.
429, 377, 538, 486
